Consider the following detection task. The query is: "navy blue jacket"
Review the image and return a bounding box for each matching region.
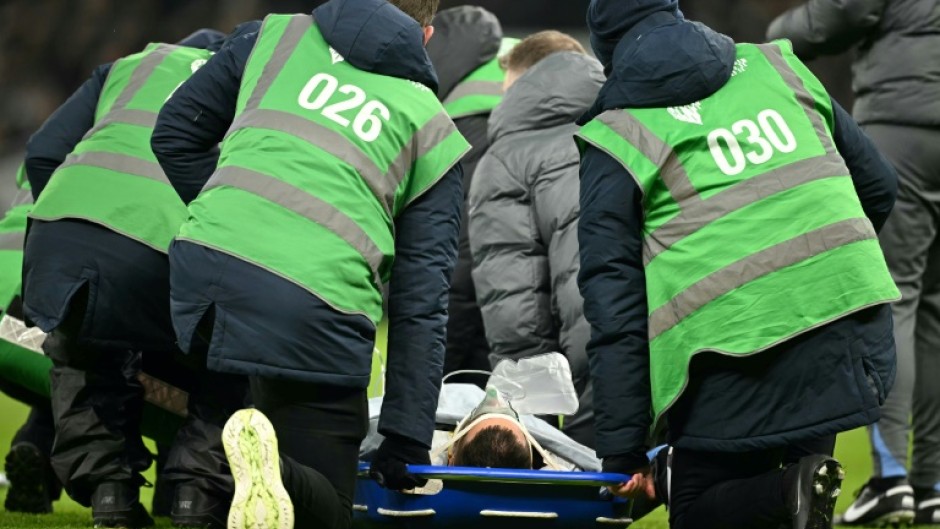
[578,1,899,470]
[151,0,464,449]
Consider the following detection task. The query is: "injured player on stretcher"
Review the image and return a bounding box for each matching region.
[360,382,601,472]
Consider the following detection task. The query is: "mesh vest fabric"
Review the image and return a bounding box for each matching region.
[0,165,32,310]
[29,44,212,252]
[442,38,519,119]
[576,41,900,424]
[178,14,470,324]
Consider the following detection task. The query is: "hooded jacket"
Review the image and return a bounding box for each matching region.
[578,0,899,470]
[469,52,604,448]
[425,6,502,382]
[767,0,940,127]
[150,0,464,449]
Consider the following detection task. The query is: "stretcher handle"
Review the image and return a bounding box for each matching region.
[359,462,631,487]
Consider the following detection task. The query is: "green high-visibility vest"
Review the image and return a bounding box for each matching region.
[30,43,213,252]
[576,41,900,425]
[443,38,518,119]
[0,164,32,311]
[178,14,470,325]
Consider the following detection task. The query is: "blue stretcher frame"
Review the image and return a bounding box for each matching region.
[353,463,635,528]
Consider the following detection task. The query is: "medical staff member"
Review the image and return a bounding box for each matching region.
[151,1,468,528]
[22,28,248,528]
[575,1,900,528]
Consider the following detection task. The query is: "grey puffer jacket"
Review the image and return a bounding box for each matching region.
[468,52,605,447]
[767,0,940,127]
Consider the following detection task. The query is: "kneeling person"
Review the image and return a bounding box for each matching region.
[152,1,469,528]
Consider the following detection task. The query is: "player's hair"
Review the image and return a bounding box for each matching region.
[453,426,532,469]
[389,0,439,27]
[499,30,587,73]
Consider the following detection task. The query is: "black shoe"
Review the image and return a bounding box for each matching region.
[170,484,228,528]
[915,488,940,525]
[787,455,844,529]
[4,442,54,514]
[836,477,914,526]
[91,481,155,528]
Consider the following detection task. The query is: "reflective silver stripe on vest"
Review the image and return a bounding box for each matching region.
[82,45,176,142]
[648,217,877,340]
[596,111,702,205]
[228,109,396,214]
[643,152,849,264]
[0,232,25,251]
[11,189,33,208]
[59,151,167,182]
[244,15,311,112]
[386,110,456,196]
[95,108,159,130]
[205,166,385,288]
[758,44,836,154]
[443,80,503,105]
[113,44,180,110]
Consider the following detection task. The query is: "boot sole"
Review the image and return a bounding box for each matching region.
[805,459,844,529]
[223,409,293,529]
[4,444,52,514]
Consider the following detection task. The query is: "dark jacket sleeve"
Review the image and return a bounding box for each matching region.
[379,165,464,448]
[830,99,898,231]
[766,0,887,59]
[578,145,650,469]
[24,64,111,200]
[151,33,256,204]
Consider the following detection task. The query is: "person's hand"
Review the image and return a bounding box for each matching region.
[607,466,656,500]
[369,434,431,491]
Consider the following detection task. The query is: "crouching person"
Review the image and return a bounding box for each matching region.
[151,1,469,528]
[576,1,900,529]
[21,28,251,528]
[468,31,603,449]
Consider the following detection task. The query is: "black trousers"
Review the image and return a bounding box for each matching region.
[161,308,250,501]
[25,220,245,505]
[43,290,152,506]
[251,377,369,529]
[668,436,836,529]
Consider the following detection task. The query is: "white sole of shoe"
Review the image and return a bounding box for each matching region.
[223,409,294,529]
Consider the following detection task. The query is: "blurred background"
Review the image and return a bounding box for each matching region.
[0,0,854,193]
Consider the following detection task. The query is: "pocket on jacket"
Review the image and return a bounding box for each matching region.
[851,308,897,407]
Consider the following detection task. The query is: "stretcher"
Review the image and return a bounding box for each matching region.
[354,463,634,528]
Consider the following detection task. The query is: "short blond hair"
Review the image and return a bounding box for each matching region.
[499,30,587,73]
[389,0,439,26]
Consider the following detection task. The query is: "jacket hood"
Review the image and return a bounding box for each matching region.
[314,0,439,92]
[579,6,736,124]
[177,29,226,51]
[426,6,503,100]
[214,20,262,52]
[489,52,604,143]
[586,0,679,73]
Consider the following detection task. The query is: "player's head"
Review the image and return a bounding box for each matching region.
[499,30,587,90]
[450,417,532,469]
[446,387,533,469]
[389,0,440,44]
